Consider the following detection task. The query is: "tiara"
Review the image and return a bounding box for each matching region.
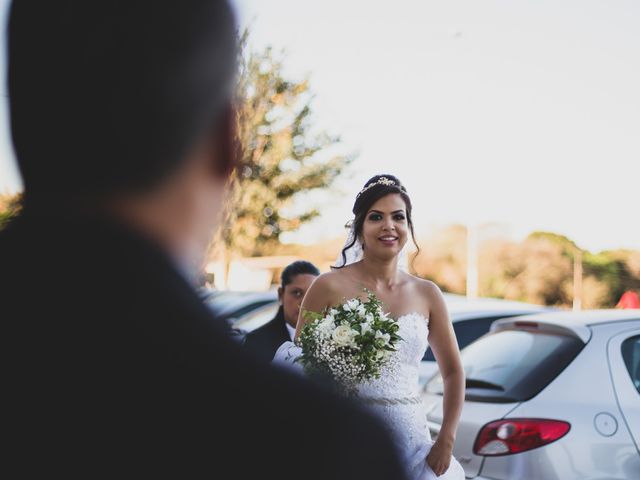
[357,176,402,197]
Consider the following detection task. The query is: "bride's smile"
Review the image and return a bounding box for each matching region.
[362,193,409,256]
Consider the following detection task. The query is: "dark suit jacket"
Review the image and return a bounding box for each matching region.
[243,308,291,362]
[2,210,407,479]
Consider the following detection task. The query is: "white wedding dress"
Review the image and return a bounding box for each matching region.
[273,312,465,480]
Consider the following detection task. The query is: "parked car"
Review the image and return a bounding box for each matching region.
[200,289,277,324]
[231,300,281,333]
[423,309,640,480]
[201,288,549,371]
[199,289,278,342]
[419,296,550,384]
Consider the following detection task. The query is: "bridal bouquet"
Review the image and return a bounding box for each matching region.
[296,290,402,395]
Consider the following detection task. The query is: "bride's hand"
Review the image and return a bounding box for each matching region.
[426,439,453,476]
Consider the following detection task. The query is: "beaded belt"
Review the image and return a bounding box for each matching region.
[360,396,422,406]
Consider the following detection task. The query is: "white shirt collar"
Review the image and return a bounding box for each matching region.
[285,322,296,342]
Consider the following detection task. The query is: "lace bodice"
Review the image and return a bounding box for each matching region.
[357,312,429,400]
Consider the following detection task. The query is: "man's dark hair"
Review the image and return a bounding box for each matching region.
[8,0,237,203]
[281,260,320,287]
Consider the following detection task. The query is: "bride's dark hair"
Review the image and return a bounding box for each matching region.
[334,174,420,270]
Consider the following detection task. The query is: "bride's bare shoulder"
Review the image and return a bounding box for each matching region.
[300,270,352,314]
[309,269,352,294]
[406,273,444,300]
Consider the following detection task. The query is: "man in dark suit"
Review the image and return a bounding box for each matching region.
[244,261,319,362]
[2,1,408,478]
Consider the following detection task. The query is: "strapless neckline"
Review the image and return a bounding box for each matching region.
[394,311,429,323]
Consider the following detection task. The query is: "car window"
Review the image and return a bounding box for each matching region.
[422,316,504,362]
[621,335,640,394]
[426,328,584,403]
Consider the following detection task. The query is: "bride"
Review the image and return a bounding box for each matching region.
[275,174,465,479]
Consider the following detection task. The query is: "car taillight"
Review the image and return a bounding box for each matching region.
[474,418,570,456]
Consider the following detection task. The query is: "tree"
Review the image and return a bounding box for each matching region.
[213,31,351,284]
[479,235,573,306]
[584,250,640,307]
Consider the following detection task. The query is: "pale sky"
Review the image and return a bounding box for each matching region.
[232,0,640,252]
[1,1,639,252]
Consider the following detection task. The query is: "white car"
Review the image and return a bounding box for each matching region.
[423,309,640,479]
[419,296,551,384]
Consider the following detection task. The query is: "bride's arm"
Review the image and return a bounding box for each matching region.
[424,281,465,476]
[294,273,335,341]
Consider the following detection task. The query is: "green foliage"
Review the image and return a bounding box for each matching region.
[221,30,352,258]
[584,251,640,306]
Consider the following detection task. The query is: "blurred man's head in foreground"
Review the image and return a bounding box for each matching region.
[8,0,240,268]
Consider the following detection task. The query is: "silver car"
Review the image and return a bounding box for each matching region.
[423,309,640,479]
[419,296,550,385]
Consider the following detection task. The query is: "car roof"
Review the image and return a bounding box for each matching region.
[491,309,640,343]
[443,294,549,320]
[201,289,278,315]
[203,290,547,320]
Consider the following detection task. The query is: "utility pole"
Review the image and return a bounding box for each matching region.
[466,223,478,299]
[572,249,583,311]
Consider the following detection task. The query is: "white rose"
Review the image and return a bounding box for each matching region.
[332,325,357,347]
[347,298,360,311]
[356,304,367,317]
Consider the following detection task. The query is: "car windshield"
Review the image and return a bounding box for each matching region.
[426,328,584,402]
